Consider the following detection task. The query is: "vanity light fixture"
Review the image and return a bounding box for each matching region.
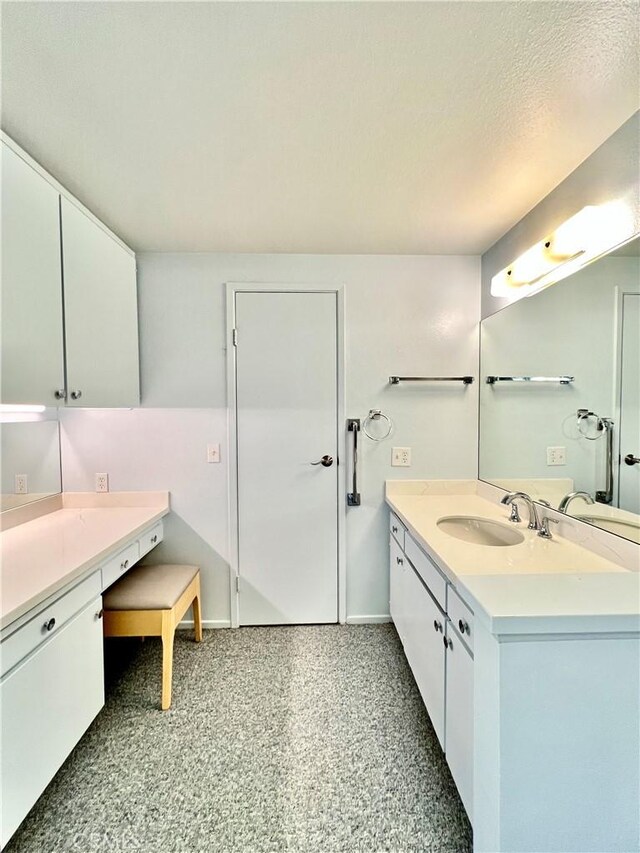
[490,201,636,299]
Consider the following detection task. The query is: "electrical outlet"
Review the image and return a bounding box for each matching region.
[95,473,109,493]
[546,446,566,466]
[15,474,28,495]
[207,443,221,463]
[392,447,412,467]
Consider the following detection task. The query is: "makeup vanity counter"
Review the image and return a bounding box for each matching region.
[385,479,640,853]
[0,491,170,847]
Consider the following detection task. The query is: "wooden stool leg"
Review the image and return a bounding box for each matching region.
[192,578,203,643]
[161,611,174,711]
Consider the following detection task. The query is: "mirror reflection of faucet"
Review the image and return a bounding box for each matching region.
[558,491,595,513]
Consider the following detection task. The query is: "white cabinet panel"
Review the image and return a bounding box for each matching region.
[0,597,104,846]
[445,624,474,819]
[61,198,139,407]
[1,143,64,404]
[404,533,447,611]
[390,535,407,644]
[403,562,446,748]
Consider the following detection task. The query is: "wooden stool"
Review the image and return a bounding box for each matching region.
[103,564,202,710]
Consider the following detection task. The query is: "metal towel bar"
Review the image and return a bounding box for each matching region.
[346,419,361,506]
[389,376,474,385]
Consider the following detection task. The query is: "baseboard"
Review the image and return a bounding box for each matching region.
[346,614,392,625]
[177,619,231,630]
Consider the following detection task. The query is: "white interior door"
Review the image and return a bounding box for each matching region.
[618,293,639,513]
[234,291,339,625]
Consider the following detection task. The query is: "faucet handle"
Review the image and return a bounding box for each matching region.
[538,515,559,539]
[507,503,521,523]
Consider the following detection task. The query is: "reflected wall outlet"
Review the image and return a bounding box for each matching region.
[207,443,221,463]
[95,473,109,492]
[15,474,28,495]
[392,447,412,467]
[546,446,566,466]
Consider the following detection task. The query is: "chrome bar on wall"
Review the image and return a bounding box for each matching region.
[346,418,361,506]
[596,418,615,505]
[486,375,575,385]
[389,376,474,385]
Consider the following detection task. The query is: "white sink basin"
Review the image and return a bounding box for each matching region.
[437,515,525,547]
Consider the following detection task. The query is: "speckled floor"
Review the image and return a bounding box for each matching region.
[6,624,472,853]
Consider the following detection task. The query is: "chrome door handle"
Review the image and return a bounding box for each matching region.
[311,455,333,467]
[624,453,640,466]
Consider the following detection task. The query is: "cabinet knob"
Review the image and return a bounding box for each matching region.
[151,535,158,544]
[392,526,398,533]
[121,559,129,570]
[95,609,104,620]
[433,619,443,633]
[43,617,56,632]
[54,388,67,400]
[396,557,403,565]
[443,635,452,650]
[70,390,83,400]
[458,619,470,635]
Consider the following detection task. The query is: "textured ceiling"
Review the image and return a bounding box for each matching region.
[2,1,638,254]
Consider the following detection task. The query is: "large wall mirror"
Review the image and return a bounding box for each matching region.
[1,411,62,511]
[480,235,640,544]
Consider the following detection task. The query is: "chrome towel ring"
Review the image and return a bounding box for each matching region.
[363,409,393,441]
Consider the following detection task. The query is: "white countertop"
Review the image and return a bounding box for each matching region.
[386,481,640,635]
[1,492,170,631]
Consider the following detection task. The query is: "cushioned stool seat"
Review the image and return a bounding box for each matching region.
[103,564,202,710]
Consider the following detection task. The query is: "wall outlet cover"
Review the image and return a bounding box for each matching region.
[392,447,412,467]
[95,473,109,492]
[546,446,566,466]
[14,474,28,495]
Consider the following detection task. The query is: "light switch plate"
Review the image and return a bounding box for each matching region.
[207,443,221,463]
[392,447,412,467]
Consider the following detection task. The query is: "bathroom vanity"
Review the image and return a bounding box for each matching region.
[0,492,170,847]
[387,479,639,853]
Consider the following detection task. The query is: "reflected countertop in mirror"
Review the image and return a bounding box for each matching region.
[479,236,640,544]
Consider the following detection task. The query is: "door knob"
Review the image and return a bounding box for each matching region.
[624,453,640,466]
[310,455,333,467]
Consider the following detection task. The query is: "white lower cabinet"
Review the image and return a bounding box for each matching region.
[444,622,474,817]
[0,595,105,847]
[389,518,474,821]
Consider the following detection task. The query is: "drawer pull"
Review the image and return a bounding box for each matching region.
[392,525,398,533]
[120,559,129,570]
[396,557,403,565]
[95,609,104,620]
[458,619,470,635]
[433,619,443,633]
[443,635,452,650]
[151,535,158,544]
[43,617,56,632]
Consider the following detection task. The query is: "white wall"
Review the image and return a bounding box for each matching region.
[60,253,480,625]
[481,111,640,319]
[1,417,61,498]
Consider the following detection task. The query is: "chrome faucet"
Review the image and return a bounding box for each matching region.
[501,492,538,529]
[536,500,559,539]
[558,491,595,513]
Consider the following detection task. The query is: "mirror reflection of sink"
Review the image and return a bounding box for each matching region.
[575,516,640,544]
[437,516,525,547]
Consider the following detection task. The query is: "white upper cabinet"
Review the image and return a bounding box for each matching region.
[0,137,140,407]
[61,199,139,407]
[1,143,65,405]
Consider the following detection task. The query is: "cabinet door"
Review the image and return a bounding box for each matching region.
[1,143,65,404]
[403,562,446,748]
[445,625,474,820]
[61,198,139,407]
[0,597,104,847]
[390,535,409,645]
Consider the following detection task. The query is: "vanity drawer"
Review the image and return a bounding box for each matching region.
[448,586,474,652]
[389,513,406,550]
[138,521,164,559]
[404,533,447,611]
[1,571,102,678]
[101,542,140,591]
